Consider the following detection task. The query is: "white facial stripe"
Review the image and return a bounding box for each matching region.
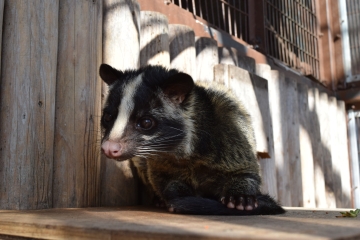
[109,73,143,140]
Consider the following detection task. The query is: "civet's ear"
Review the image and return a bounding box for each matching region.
[161,72,194,105]
[99,64,124,86]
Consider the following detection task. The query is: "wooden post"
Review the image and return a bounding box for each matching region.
[53,0,102,208]
[195,37,218,82]
[298,83,316,207]
[0,0,58,210]
[101,0,140,207]
[140,11,169,68]
[169,24,196,79]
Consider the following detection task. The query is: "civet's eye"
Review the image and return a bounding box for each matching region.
[103,113,113,122]
[137,117,154,130]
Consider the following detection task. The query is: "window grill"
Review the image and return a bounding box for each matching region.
[264,0,320,79]
[346,0,360,77]
[170,0,249,42]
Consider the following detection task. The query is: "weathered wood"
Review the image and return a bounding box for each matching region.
[298,83,316,207]
[195,37,218,82]
[285,77,302,207]
[319,92,336,208]
[218,47,255,73]
[140,11,169,67]
[309,88,327,208]
[1,207,360,240]
[0,0,3,77]
[214,64,277,198]
[101,0,140,207]
[329,96,343,207]
[336,100,352,207]
[0,0,58,210]
[169,24,196,79]
[269,70,291,206]
[103,0,140,69]
[53,0,102,208]
[253,64,277,199]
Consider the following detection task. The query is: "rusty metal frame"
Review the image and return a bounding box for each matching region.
[264,0,320,79]
[170,0,250,42]
[344,0,360,82]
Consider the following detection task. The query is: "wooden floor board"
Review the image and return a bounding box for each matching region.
[0,207,359,239]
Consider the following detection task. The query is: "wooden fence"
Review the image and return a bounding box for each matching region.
[0,0,353,210]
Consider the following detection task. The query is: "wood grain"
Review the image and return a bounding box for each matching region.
[0,0,58,210]
[53,0,102,208]
[285,77,302,207]
[214,64,277,199]
[101,0,140,207]
[336,100,352,207]
[195,37,218,82]
[169,24,196,79]
[298,83,316,207]
[269,70,291,206]
[319,92,336,208]
[0,207,359,240]
[140,11,170,67]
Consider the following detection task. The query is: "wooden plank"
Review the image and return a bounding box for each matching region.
[101,0,140,207]
[195,37,218,82]
[298,83,316,207]
[0,207,359,240]
[269,71,291,206]
[214,64,278,199]
[218,47,255,73]
[53,0,102,208]
[309,88,327,208]
[253,64,277,199]
[285,77,302,207]
[0,0,58,210]
[319,92,336,208]
[336,100,352,207]
[329,96,343,207]
[169,24,196,79]
[103,0,140,69]
[140,11,169,67]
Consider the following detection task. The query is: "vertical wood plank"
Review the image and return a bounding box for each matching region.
[285,77,302,207]
[214,64,278,199]
[254,64,277,199]
[195,37,218,82]
[101,0,140,207]
[319,92,336,208]
[298,83,316,207]
[309,88,327,208]
[328,96,343,207]
[269,70,291,206]
[0,0,58,209]
[169,24,196,79]
[140,11,169,68]
[53,0,102,208]
[336,100,352,207]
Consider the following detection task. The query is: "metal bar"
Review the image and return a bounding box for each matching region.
[348,110,360,208]
[227,1,232,35]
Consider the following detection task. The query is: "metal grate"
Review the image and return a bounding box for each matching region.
[346,0,360,77]
[171,0,249,42]
[264,0,320,79]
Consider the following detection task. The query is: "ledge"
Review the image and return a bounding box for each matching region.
[0,207,359,239]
